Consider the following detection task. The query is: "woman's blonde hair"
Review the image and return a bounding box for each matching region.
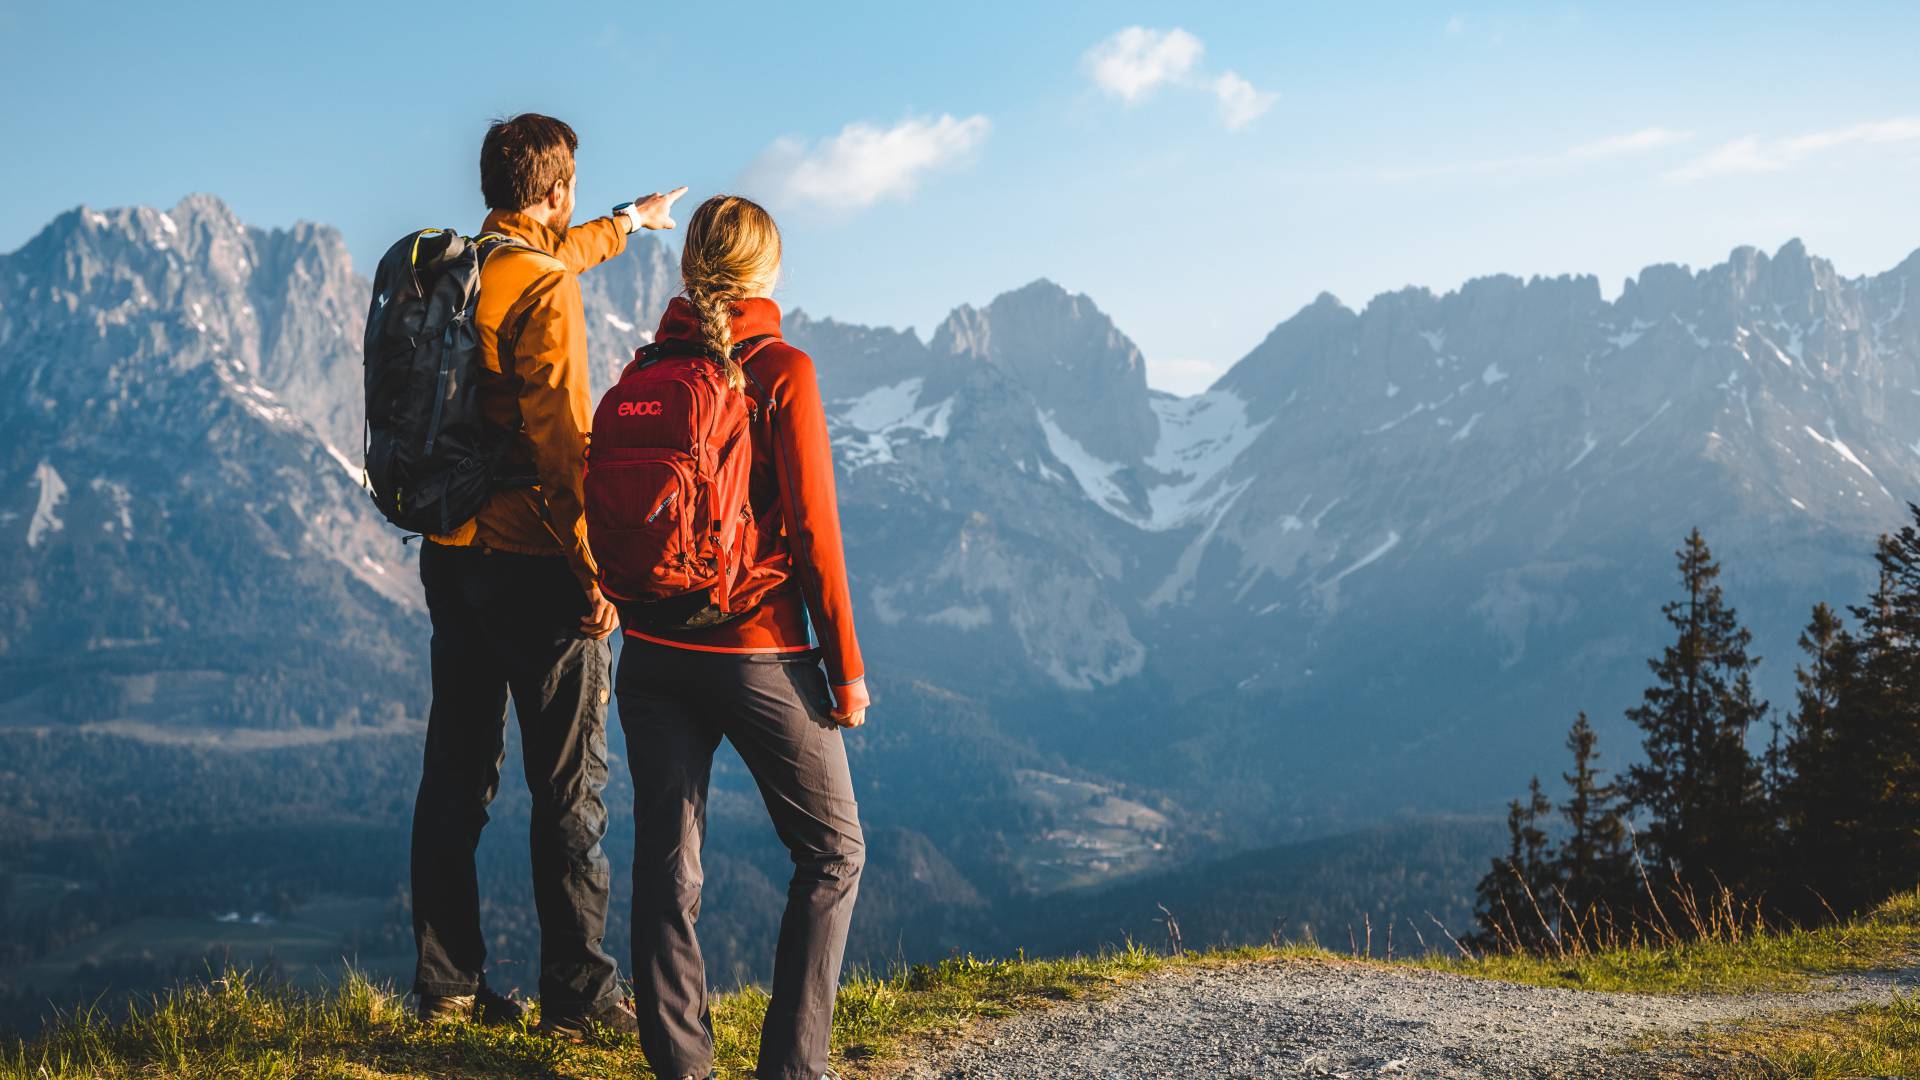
[680,195,782,390]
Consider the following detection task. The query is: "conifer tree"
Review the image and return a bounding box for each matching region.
[1778,601,1860,909]
[1624,528,1768,894]
[1839,508,1920,905]
[1471,776,1559,951]
[1555,712,1631,918]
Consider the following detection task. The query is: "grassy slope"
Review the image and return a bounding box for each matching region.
[7,893,1917,1080]
[1423,889,1920,995]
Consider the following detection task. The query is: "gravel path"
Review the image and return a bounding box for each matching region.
[890,957,1919,1079]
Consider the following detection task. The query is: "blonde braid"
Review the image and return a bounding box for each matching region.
[680,195,782,393]
[685,278,745,390]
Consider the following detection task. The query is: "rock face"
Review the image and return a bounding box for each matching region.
[5,195,1919,852]
[0,197,417,730]
[930,279,1159,464]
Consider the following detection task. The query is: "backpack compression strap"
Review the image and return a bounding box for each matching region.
[631,334,777,373]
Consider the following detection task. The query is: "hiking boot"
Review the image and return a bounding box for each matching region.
[416,992,475,1024]
[537,995,641,1040]
[474,984,530,1027]
[418,984,528,1027]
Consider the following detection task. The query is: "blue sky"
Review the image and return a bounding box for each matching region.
[4,1,1919,394]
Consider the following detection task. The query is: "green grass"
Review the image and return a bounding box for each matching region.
[0,945,1340,1080]
[7,894,1917,1079]
[1669,994,1920,1079]
[1426,888,1920,994]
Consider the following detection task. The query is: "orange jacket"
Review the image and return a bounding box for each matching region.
[623,298,870,713]
[428,209,627,591]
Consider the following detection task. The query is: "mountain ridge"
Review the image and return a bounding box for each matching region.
[7,192,1919,861]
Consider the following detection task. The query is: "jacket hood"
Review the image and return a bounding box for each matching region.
[655,296,785,347]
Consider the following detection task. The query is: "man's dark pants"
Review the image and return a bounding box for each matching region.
[410,541,621,1015]
[617,640,866,1080]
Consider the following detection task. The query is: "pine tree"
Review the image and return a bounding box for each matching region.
[1624,528,1769,895]
[1555,712,1631,920]
[1840,508,1920,905]
[1470,776,1560,952]
[1778,602,1861,910]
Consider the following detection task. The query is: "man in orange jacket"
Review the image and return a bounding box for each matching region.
[409,112,684,1036]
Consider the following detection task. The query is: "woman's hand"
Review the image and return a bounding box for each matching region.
[829,676,869,727]
[580,585,619,640]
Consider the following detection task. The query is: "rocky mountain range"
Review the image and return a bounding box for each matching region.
[4,194,1917,930]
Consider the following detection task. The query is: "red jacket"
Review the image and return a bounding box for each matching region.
[623,297,870,714]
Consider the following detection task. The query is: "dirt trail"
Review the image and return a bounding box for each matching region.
[890,957,1917,1078]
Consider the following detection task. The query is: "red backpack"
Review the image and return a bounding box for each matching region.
[585,334,782,630]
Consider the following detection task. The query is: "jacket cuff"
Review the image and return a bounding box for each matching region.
[829,676,870,716]
[601,215,629,254]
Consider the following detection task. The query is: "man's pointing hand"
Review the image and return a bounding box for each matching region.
[630,186,688,231]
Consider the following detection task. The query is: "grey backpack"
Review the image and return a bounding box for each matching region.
[361,229,540,535]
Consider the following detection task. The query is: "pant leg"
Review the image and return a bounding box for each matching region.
[724,653,866,1080]
[617,641,724,1080]
[489,552,621,1014]
[411,542,512,997]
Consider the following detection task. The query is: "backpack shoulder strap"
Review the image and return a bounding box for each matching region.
[474,233,563,273]
[734,334,778,366]
[734,335,783,417]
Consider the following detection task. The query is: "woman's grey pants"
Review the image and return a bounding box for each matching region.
[616,639,866,1080]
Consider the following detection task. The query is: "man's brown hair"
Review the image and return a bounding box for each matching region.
[480,113,578,211]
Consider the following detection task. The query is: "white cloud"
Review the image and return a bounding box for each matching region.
[1566,126,1693,159]
[1667,117,1920,182]
[1444,14,1466,34]
[1212,72,1277,131]
[1085,27,1274,132]
[1086,27,1203,103]
[746,114,991,209]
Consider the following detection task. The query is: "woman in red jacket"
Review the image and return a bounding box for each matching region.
[616,195,868,1080]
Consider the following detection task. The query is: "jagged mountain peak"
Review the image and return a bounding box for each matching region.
[2,195,367,454]
[928,278,1157,463]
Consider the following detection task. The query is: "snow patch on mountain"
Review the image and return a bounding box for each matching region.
[323,443,362,481]
[1036,391,1269,532]
[834,378,953,468]
[1804,424,1892,499]
[1608,320,1651,349]
[90,478,134,538]
[1142,391,1269,529]
[1331,530,1402,584]
[1619,399,1672,447]
[26,460,67,548]
[1566,433,1599,471]
[1037,409,1133,515]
